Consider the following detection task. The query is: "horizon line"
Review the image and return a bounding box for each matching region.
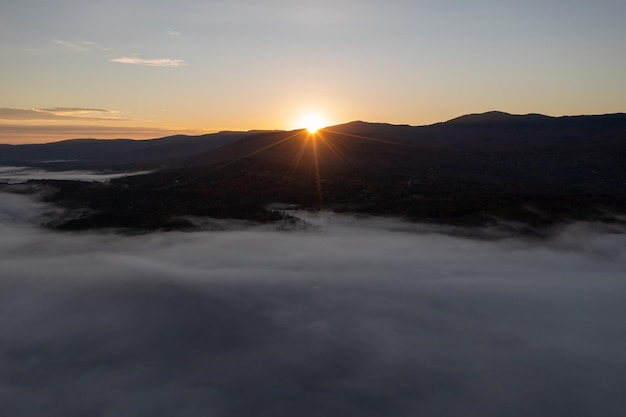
[2,110,626,145]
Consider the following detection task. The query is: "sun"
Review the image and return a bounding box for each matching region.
[296,113,329,134]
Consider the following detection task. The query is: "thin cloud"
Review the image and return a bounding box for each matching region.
[53,39,111,51]
[0,108,126,122]
[37,107,112,115]
[0,123,202,143]
[167,29,181,37]
[109,57,188,67]
[0,124,182,135]
[53,38,94,50]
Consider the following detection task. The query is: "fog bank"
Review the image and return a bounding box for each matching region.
[0,166,150,184]
[1,192,626,416]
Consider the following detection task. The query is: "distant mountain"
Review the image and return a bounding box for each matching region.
[169,112,626,192]
[3,111,626,232]
[3,112,625,180]
[0,131,265,169]
[443,110,549,124]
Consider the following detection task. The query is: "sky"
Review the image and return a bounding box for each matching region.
[1,0,626,143]
[1,190,626,416]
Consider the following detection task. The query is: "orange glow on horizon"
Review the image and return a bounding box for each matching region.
[294,112,329,134]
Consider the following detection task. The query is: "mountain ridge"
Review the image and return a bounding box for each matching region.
[1,110,625,232]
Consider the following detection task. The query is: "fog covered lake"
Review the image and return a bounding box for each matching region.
[1,182,626,416]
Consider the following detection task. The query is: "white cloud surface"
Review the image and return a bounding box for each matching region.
[1,192,626,416]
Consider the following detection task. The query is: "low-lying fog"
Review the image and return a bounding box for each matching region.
[0,166,150,184]
[1,191,626,417]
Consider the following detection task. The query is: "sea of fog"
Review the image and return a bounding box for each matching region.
[1,184,626,416]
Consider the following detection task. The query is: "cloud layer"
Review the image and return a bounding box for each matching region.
[1,193,626,416]
[109,57,188,67]
[0,108,124,122]
[0,123,200,144]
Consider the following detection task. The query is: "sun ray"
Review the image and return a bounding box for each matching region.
[289,135,310,170]
[188,122,400,210]
[316,131,355,170]
[311,132,323,206]
[282,131,311,187]
[213,131,302,171]
[322,128,406,146]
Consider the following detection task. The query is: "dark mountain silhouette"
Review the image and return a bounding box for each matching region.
[177,112,626,192]
[2,112,625,232]
[0,131,269,169]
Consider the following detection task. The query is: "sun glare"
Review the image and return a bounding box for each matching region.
[296,113,329,134]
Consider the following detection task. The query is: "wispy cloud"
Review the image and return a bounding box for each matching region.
[109,57,188,67]
[53,39,111,51]
[0,108,126,122]
[0,124,173,135]
[37,107,112,114]
[0,123,201,143]
[167,29,181,37]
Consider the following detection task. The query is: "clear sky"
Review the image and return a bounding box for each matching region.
[1,0,625,143]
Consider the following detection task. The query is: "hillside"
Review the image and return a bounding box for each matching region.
[0,131,261,169]
[2,112,626,232]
